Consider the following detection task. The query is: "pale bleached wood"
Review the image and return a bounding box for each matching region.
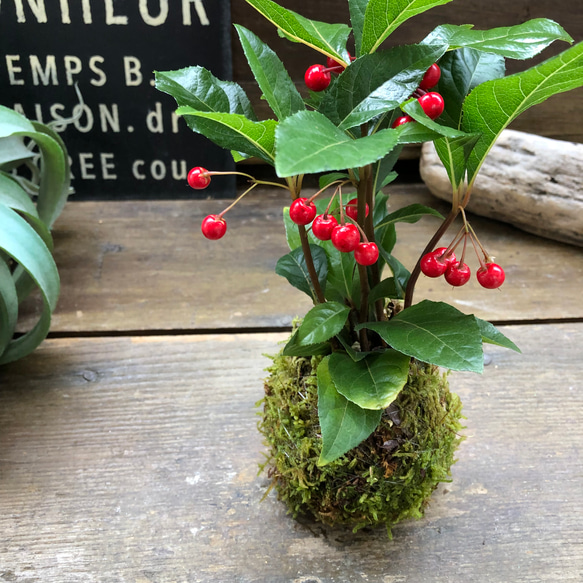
[0,325,581,581]
[17,186,583,335]
[420,130,583,246]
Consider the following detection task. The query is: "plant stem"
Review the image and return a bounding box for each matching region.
[404,208,459,309]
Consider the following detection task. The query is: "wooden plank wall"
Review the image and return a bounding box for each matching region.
[231,0,583,143]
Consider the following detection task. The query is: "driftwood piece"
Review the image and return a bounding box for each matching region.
[420,130,583,247]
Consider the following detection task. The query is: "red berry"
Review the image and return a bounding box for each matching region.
[345,198,369,221]
[418,92,445,120]
[304,64,331,92]
[331,224,360,253]
[188,167,211,190]
[312,214,338,241]
[289,197,317,225]
[392,115,414,128]
[201,215,226,240]
[477,262,505,289]
[444,262,471,286]
[419,63,441,90]
[354,242,379,265]
[420,247,456,278]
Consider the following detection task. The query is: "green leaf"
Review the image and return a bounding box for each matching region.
[463,41,583,185]
[176,107,276,164]
[0,205,59,365]
[234,25,305,121]
[319,240,359,305]
[296,301,351,345]
[319,172,349,190]
[402,99,472,140]
[155,67,256,119]
[283,207,302,250]
[348,0,369,57]
[317,356,382,466]
[275,244,328,302]
[422,19,572,60]
[0,136,34,167]
[275,110,399,176]
[244,0,351,63]
[360,0,453,54]
[358,300,484,372]
[434,48,506,129]
[377,245,410,298]
[369,278,399,303]
[319,44,448,130]
[475,317,521,353]
[433,133,481,191]
[329,350,411,409]
[282,329,331,357]
[0,258,18,355]
[375,202,444,229]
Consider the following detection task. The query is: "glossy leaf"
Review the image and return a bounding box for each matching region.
[319,44,448,130]
[282,329,331,357]
[176,107,277,164]
[156,67,256,119]
[275,245,328,302]
[244,0,351,63]
[475,317,521,353]
[296,301,351,345]
[402,99,471,140]
[433,133,481,191]
[375,203,443,229]
[463,41,583,185]
[329,350,411,409]
[360,0,453,54]
[319,239,359,304]
[358,300,484,372]
[282,207,302,250]
[369,278,399,303]
[348,0,369,57]
[275,110,399,176]
[317,356,382,466]
[377,245,410,298]
[422,19,572,60]
[235,25,305,120]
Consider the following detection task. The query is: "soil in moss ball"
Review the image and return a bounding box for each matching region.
[258,351,465,532]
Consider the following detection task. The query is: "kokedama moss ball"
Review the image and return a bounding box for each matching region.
[259,350,465,532]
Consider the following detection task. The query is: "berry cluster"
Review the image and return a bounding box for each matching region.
[392,63,444,127]
[420,230,505,289]
[289,196,378,266]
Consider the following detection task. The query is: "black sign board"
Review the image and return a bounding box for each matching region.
[0,0,235,199]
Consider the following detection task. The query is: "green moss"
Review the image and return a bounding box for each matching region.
[258,349,465,532]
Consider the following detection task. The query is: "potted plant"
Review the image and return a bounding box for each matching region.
[0,105,71,364]
[156,0,583,532]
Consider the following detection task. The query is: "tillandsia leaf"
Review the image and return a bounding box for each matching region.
[243,0,351,64]
[234,25,305,121]
[463,41,583,186]
[295,301,351,346]
[435,48,506,129]
[374,203,444,229]
[317,356,382,466]
[358,300,484,372]
[155,67,256,120]
[318,44,448,130]
[282,329,331,357]
[0,173,54,250]
[0,258,18,356]
[475,317,521,353]
[275,244,328,302]
[0,104,36,136]
[360,0,454,55]
[176,107,277,165]
[0,205,59,365]
[328,350,411,410]
[0,136,34,167]
[348,0,369,57]
[275,110,399,176]
[422,19,573,60]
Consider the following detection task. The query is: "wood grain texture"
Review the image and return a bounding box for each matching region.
[17,186,583,335]
[231,0,583,143]
[0,325,581,581]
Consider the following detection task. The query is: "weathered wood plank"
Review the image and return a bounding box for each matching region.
[231,0,583,143]
[17,186,583,334]
[0,324,581,581]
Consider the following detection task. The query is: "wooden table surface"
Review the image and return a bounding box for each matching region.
[1,185,582,582]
